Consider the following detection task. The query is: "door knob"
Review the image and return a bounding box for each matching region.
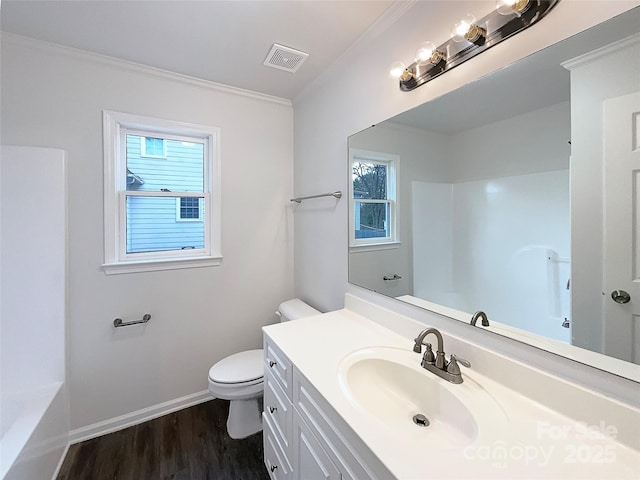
[611,290,631,304]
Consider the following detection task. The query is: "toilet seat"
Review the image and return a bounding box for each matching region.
[208,349,264,385]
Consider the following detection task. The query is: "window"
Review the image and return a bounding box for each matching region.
[103,111,221,274]
[176,197,203,221]
[140,136,167,158]
[349,149,398,248]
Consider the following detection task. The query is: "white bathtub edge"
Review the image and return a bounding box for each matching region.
[69,390,211,445]
[0,382,64,480]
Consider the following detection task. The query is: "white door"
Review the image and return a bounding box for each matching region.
[603,92,640,364]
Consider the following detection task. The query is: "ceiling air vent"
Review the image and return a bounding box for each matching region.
[263,44,309,73]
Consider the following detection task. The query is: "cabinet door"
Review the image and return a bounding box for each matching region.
[293,414,341,480]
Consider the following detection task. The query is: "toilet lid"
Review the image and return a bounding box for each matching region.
[209,349,264,384]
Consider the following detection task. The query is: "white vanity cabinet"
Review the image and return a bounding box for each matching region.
[263,335,390,480]
[263,339,294,479]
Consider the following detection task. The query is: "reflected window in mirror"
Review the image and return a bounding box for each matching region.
[349,149,398,248]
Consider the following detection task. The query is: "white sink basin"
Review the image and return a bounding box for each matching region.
[337,346,507,447]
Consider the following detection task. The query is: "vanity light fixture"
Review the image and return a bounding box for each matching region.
[389,61,414,81]
[496,0,532,17]
[415,41,446,66]
[450,14,486,44]
[391,0,559,92]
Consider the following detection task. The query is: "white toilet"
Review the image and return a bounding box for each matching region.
[208,298,320,439]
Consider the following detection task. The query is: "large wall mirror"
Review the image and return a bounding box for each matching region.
[348,7,640,382]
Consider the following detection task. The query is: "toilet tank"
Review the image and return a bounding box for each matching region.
[277,298,320,322]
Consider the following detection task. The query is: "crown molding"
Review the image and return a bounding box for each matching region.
[561,31,640,70]
[1,32,292,107]
[294,0,418,104]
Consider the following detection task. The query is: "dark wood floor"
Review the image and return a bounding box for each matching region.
[57,399,269,480]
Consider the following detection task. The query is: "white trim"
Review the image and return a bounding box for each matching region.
[69,390,212,445]
[2,32,292,107]
[103,255,222,275]
[561,31,640,70]
[52,442,71,480]
[349,241,402,254]
[103,110,222,273]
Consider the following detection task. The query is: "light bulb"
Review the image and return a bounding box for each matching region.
[450,14,486,43]
[415,42,436,65]
[496,0,531,16]
[451,14,475,42]
[389,61,413,82]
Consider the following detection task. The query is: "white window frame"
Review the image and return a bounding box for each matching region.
[349,148,399,250]
[102,110,222,274]
[139,136,167,158]
[175,197,204,222]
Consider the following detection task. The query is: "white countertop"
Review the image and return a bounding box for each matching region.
[263,309,640,479]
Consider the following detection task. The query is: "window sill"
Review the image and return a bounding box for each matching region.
[102,255,222,275]
[349,241,401,253]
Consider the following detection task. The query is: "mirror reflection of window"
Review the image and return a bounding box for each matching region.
[349,149,398,248]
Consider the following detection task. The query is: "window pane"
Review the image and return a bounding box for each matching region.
[180,197,200,219]
[144,137,164,156]
[126,135,204,192]
[352,162,387,200]
[354,201,389,239]
[126,196,204,253]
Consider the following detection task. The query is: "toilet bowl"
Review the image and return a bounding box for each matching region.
[208,299,320,439]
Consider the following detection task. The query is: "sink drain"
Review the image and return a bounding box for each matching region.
[412,414,430,427]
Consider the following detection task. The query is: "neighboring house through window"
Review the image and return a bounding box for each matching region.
[103,111,221,274]
[349,149,398,248]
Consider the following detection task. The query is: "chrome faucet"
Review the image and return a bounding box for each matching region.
[470,311,489,327]
[413,327,470,384]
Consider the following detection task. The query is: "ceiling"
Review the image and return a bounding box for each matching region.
[0,0,395,100]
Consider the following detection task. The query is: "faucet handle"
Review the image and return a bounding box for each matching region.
[420,343,435,367]
[447,354,471,376]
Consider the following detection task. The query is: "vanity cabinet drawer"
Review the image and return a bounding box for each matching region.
[264,369,292,453]
[264,336,293,398]
[264,413,293,480]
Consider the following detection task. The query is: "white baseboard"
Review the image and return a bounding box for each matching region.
[69,390,212,445]
[51,441,70,480]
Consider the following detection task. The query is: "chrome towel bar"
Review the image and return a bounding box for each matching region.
[290,191,342,203]
[113,313,151,328]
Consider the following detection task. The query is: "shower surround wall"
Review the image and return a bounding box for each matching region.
[0,146,69,479]
[412,101,571,341]
[412,170,570,342]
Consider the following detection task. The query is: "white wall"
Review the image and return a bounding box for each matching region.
[294,1,639,398]
[1,35,295,433]
[449,102,571,181]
